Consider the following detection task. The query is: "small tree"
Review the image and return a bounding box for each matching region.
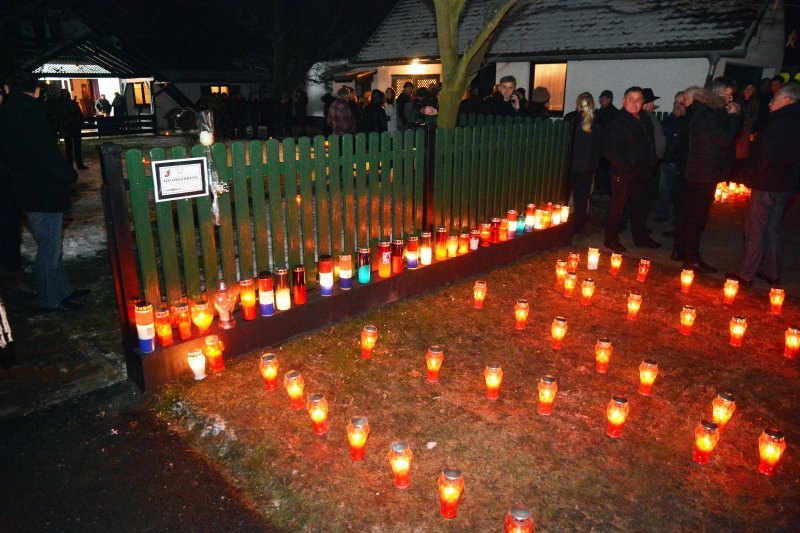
[433,0,522,129]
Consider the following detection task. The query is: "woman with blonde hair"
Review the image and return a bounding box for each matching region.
[563,92,604,233]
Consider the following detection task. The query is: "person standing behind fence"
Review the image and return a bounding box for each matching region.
[95,94,111,116]
[595,90,618,195]
[680,79,743,274]
[602,86,659,253]
[327,87,357,136]
[728,83,800,287]
[64,94,88,170]
[0,71,88,312]
[481,75,523,117]
[657,91,687,225]
[528,86,550,120]
[563,92,603,234]
[361,89,388,134]
[396,82,414,131]
[111,91,125,118]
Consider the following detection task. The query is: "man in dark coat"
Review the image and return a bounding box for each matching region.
[594,89,618,195]
[602,86,659,252]
[481,75,523,118]
[111,91,126,117]
[0,71,86,312]
[681,78,743,273]
[396,82,414,131]
[729,83,800,286]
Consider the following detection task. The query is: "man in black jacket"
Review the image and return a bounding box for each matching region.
[602,86,659,252]
[481,75,523,118]
[0,71,87,312]
[729,83,800,286]
[681,78,743,273]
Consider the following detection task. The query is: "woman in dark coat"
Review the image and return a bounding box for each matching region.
[360,89,388,134]
[563,92,603,233]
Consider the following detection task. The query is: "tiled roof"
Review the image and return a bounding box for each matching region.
[354,0,766,64]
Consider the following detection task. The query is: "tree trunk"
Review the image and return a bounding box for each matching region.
[437,79,469,130]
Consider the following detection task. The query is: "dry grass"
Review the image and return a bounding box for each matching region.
[158,247,800,531]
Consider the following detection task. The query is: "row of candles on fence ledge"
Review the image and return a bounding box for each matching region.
[714,181,751,203]
[132,202,570,352]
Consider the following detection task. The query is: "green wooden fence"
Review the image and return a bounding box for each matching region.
[124,119,569,307]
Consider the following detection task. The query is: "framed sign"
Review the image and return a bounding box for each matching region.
[151,157,209,202]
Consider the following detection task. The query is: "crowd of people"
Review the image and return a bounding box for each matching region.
[197,89,309,140]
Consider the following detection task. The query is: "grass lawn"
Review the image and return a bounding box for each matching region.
[157,246,799,531]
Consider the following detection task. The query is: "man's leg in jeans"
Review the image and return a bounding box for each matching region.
[656,162,676,221]
[737,190,769,281]
[759,192,791,281]
[25,212,73,309]
[605,176,630,245]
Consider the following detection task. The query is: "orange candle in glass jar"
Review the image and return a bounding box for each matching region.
[347,416,370,460]
[203,334,225,372]
[606,396,629,438]
[437,467,465,519]
[498,219,509,242]
[693,420,720,464]
[425,345,444,382]
[680,305,696,336]
[173,302,192,340]
[551,317,568,349]
[580,278,595,306]
[722,278,739,306]
[785,327,800,358]
[484,363,503,400]
[191,301,213,335]
[595,338,612,374]
[238,278,257,320]
[306,393,329,435]
[638,358,658,396]
[609,253,622,276]
[435,227,448,259]
[680,269,694,293]
[555,259,568,287]
[712,392,736,430]
[758,428,787,476]
[636,259,651,282]
[284,370,305,410]
[729,316,746,347]
[154,306,174,346]
[563,273,577,298]
[514,299,530,330]
[537,375,558,415]
[258,352,279,391]
[473,281,487,309]
[361,325,379,360]
[505,504,535,533]
[458,233,470,255]
[388,441,412,488]
[627,292,642,320]
[567,252,580,272]
[446,235,459,258]
[769,288,785,315]
[479,223,491,247]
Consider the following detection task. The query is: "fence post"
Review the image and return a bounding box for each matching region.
[422,124,437,230]
[98,143,145,390]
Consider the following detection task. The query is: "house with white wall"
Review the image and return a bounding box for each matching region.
[348,0,784,116]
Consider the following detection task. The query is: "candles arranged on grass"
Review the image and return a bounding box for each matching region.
[473,281,487,309]
[769,288,785,315]
[723,278,739,306]
[458,233,469,255]
[537,375,558,415]
[505,504,535,533]
[587,247,600,270]
[134,300,155,353]
[361,325,379,360]
[469,229,480,251]
[567,252,580,272]
[692,421,720,464]
[506,210,518,239]
[638,359,658,396]
[680,269,694,293]
[420,232,433,265]
[627,292,642,320]
[388,441,412,488]
[636,259,651,282]
[551,317,568,349]
[758,428,786,475]
[514,299,530,330]
[437,467,465,519]
[581,278,595,306]
[201,335,224,372]
[318,256,334,296]
[555,260,568,287]
[785,327,800,358]
[606,396,629,438]
[563,273,577,298]
[275,268,292,310]
[239,278,257,319]
[259,352,279,391]
[347,416,370,460]
[447,235,459,258]
[284,370,305,409]
[214,280,238,329]
[154,306,173,346]
[484,363,503,400]
[258,271,276,314]
[609,253,622,276]
[435,227,448,260]
[712,392,736,429]
[479,223,491,247]
[595,338,612,374]
[379,241,392,278]
[425,345,444,382]
[680,305,697,336]
[392,240,405,274]
[729,316,747,347]
[306,393,329,435]
[357,248,372,284]
[406,237,419,269]
[173,302,192,340]
[187,348,206,380]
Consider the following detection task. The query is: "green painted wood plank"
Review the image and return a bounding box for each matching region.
[509,122,523,208]
[486,125,499,217]
[231,142,254,280]
[283,138,302,270]
[328,136,344,257]
[378,132,392,239]
[460,126,472,229]
[211,143,237,286]
[171,146,201,301]
[390,131,404,238]
[354,134,369,249]
[433,129,445,228]
[148,148,182,305]
[366,132,381,245]
[412,129,424,233]
[192,144,220,293]
[341,135,356,253]
[532,121,546,204]
[314,136,332,258]
[126,149,160,305]
[467,125,480,228]
[265,139,287,269]
[451,127,464,230]
[521,121,534,204]
[402,130,414,235]
[441,128,454,229]
[476,124,489,223]
[249,141,270,274]
[298,137,317,282]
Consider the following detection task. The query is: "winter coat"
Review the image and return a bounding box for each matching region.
[737,102,800,193]
[734,95,759,160]
[327,99,357,136]
[685,89,743,184]
[361,103,388,134]
[527,102,550,121]
[661,113,687,163]
[0,93,77,212]
[396,91,412,130]
[596,104,618,127]
[603,109,656,183]
[481,93,522,118]
[564,110,603,173]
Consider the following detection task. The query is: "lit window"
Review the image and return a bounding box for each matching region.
[532,63,567,114]
[133,82,151,106]
[391,75,441,95]
[210,85,230,95]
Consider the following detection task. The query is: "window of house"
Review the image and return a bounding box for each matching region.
[132,82,151,106]
[391,74,441,95]
[210,85,230,95]
[530,63,567,115]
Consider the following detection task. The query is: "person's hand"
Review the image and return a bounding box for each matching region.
[726,102,741,114]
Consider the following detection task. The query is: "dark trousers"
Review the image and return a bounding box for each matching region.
[570,170,594,232]
[737,190,791,281]
[64,131,84,167]
[605,176,649,244]
[683,182,717,263]
[0,193,22,270]
[671,166,687,255]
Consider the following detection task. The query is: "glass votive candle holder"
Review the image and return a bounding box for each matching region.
[473,280,487,309]
[636,259,651,282]
[606,396,629,438]
[537,375,558,415]
[609,253,622,276]
[729,316,746,347]
[627,292,642,320]
[259,352,279,391]
[551,316,567,349]
[638,358,658,396]
[514,299,530,330]
[484,362,503,400]
[758,428,787,476]
[580,278,595,306]
[595,338,612,374]
[426,345,444,382]
[785,326,800,358]
[769,288,785,315]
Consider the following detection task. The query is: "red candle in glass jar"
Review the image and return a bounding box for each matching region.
[498,219,509,242]
[537,375,558,415]
[595,338,612,373]
[292,266,307,305]
[680,305,696,336]
[388,441,412,488]
[473,281,487,309]
[361,325,378,359]
[627,292,642,320]
[580,278,595,306]
[729,316,746,347]
[391,239,404,274]
[514,299,530,330]
[609,253,622,276]
[259,352,279,391]
[567,252,580,272]
[155,306,174,346]
[283,370,305,410]
[446,235,458,258]
[769,288,785,315]
[437,467,465,519]
[692,420,720,464]
[712,392,736,430]
[239,278,257,320]
[722,278,739,306]
[458,233,469,255]
[563,273,577,298]
[347,416,370,460]
[435,227,448,260]
[426,345,444,382]
[306,393,329,435]
[173,302,192,340]
[484,362,503,400]
[638,358,658,396]
[680,269,694,293]
[555,260,568,288]
[551,317,567,349]
[606,396,629,438]
[785,327,800,358]
[203,335,225,372]
[758,428,787,475]
[490,218,501,244]
[479,223,491,247]
[505,504,535,533]
[636,259,651,282]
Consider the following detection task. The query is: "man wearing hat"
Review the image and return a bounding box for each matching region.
[597,90,617,125]
[528,86,550,120]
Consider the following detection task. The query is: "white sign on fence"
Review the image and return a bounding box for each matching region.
[151,157,209,202]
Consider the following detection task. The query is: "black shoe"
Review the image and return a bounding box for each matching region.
[39,301,84,313]
[725,272,753,287]
[634,238,662,249]
[670,251,685,262]
[66,288,91,300]
[662,230,674,238]
[684,261,718,274]
[755,271,781,285]
[604,240,627,253]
